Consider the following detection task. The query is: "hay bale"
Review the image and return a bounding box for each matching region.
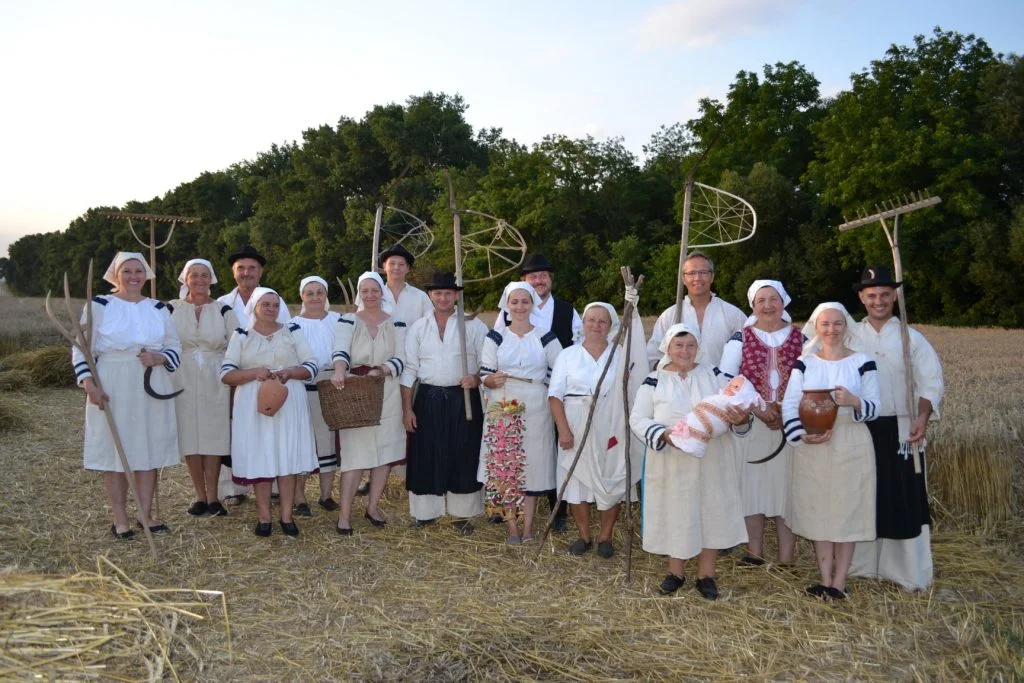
[0,368,33,392]
[0,394,28,432]
[2,344,75,387]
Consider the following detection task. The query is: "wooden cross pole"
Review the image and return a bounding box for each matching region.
[445,172,474,421]
[104,212,200,299]
[838,192,942,474]
[673,136,719,324]
[45,260,159,560]
[371,203,384,273]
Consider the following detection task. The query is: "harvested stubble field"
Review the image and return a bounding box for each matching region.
[1,295,1022,681]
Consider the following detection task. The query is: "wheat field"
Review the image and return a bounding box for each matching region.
[0,295,1021,681]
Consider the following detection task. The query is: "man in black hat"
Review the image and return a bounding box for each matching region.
[400,272,489,534]
[847,266,944,592]
[216,245,290,505]
[494,253,581,350]
[493,253,581,531]
[218,245,291,326]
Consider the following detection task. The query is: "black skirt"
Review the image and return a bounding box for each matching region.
[406,383,484,497]
[867,415,931,539]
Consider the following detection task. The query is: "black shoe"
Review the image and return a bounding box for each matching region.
[223,494,247,506]
[207,501,228,517]
[254,522,272,537]
[270,492,280,501]
[825,586,847,600]
[110,525,137,541]
[335,525,353,536]
[356,481,370,496]
[280,520,300,537]
[552,515,568,534]
[568,538,593,556]
[294,503,313,518]
[597,541,615,559]
[695,577,719,600]
[805,584,828,598]
[364,511,387,528]
[415,518,437,528]
[658,573,685,595]
[187,501,209,517]
[318,497,339,511]
[137,522,170,535]
[453,520,475,536]
[740,555,766,566]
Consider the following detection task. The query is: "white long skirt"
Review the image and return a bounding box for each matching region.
[736,418,791,518]
[229,379,318,481]
[174,348,231,456]
[83,350,180,472]
[642,436,747,560]
[477,381,557,493]
[557,395,639,511]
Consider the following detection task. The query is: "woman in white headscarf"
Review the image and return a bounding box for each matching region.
[478,281,563,544]
[717,280,803,566]
[170,258,238,518]
[73,252,182,540]
[781,302,880,600]
[547,291,646,560]
[288,276,343,517]
[220,288,319,538]
[629,323,749,599]
[330,272,407,534]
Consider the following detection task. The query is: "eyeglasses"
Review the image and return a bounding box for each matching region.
[683,270,713,278]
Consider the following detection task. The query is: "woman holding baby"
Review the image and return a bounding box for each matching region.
[629,323,749,600]
[717,280,802,566]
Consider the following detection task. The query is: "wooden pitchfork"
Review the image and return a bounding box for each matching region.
[45,260,160,559]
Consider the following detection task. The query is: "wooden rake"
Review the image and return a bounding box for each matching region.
[44,260,160,559]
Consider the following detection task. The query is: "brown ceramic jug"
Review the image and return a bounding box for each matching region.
[799,389,838,435]
[257,377,288,417]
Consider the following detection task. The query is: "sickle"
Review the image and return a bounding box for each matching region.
[144,366,184,400]
[748,432,786,464]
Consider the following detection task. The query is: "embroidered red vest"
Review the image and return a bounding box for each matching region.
[738,326,803,402]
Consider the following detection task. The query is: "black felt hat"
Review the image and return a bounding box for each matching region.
[852,266,902,291]
[520,253,555,275]
[379,243,416,268]
[423,271,463,291]
[227,245,267,266]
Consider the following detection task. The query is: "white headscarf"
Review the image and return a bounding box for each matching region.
[298,275,330,315]
[354,271,394,314]
[497,281,542,317]
[801,302,857,354]
[657,322,704,368]
[244,287,281,330]
[177,258,218,299]
[579,302,620,343]
[744,279,792,328]
[103,252,155,291]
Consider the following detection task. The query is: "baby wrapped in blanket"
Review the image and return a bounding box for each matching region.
[668,375,765,457]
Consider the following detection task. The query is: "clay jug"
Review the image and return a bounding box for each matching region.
[257,377,288,417]
[799,389,838,435]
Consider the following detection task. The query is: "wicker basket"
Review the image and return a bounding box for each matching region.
[317,375,385,430]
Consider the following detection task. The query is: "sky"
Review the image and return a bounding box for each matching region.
[1,0,1021,258]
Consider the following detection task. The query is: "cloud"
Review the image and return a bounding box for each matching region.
[634,0,798,49]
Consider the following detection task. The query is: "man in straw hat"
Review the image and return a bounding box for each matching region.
[493,252,581,531]
[400,272,488,534]
[646,250,747,370]
[847,266,944,591]
[216,245,291,505]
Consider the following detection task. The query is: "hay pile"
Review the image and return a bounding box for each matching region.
[0,394,29,433]
[0,345,75,388]
[0,557,228,681]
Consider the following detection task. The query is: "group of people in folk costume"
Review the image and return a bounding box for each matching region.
[74,244,943,601]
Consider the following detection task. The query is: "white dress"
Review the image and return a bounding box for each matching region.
[219,324,319,481]
[717,325,803,518]
[547,315,646,510]
[289,311,342,471]
[781,352,880,542]
[74,296,181,472]
[630,366,747,560]
[331,314,407,471]
[170,300,238,456]
[478,326,563,494]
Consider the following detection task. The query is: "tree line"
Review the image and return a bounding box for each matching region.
[6,29,1023,326]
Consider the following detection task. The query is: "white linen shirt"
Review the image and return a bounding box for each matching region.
[646,295,747,369]
[217,287,291,327]
[493,294,582,342]
[781,352,881,443]
[548,343,618,400]
[400,313,488,388]
[383,283,432,327]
